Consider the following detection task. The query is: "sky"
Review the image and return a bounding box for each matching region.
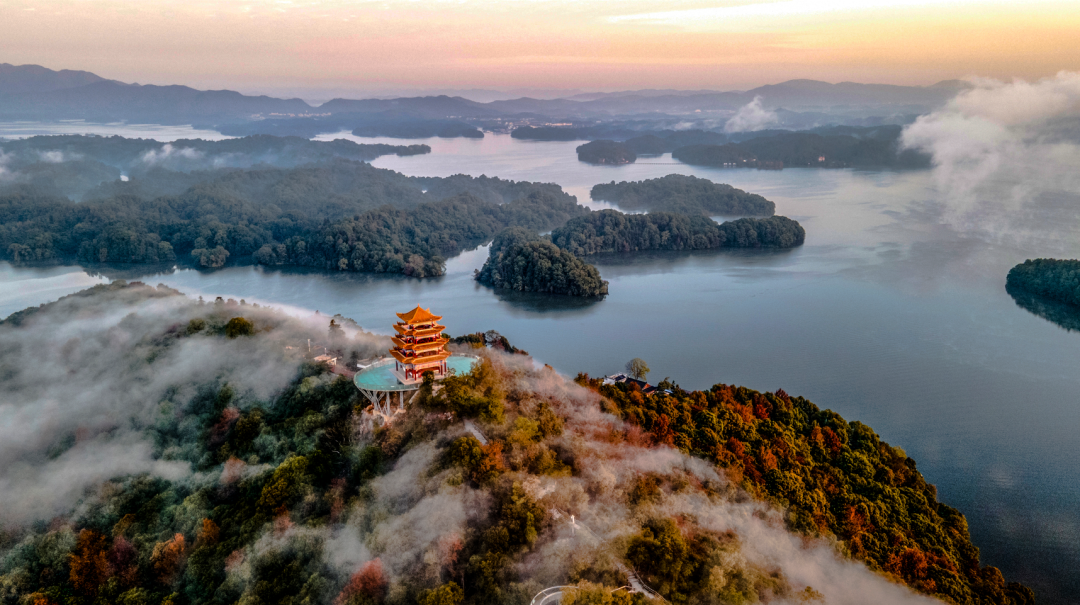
[2,0,1079,97]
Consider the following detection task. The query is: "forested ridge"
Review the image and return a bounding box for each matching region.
[474,205,802,296]
[511,125,930,169]
[254,190,586,277]
[0,135,429,200]
[1005,258,1080,307]
[575,141,636,165]
[0,159,585,277]
[590,175,775,216]
[576,375,1035,605]
[550,211,804,256]
[0,283,1032,605]
[672,131,929,169]
[474,228,608,297]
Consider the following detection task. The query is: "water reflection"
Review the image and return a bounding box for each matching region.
[488,288,605,314]
[1006,283,1080,333]
[0,120,231,141]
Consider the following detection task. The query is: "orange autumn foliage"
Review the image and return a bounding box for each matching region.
[335,558,387,605]
[472,441,506,484]
[151,533,187,584]
[196,518,220,548]
[69,529,111,595]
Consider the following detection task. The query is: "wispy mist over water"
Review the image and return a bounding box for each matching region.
[0,121,232,141]
[902,72,1080,251]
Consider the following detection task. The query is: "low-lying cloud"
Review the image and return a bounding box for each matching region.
[725,96,780,133]
[141,143,205,165]
[901,71,1080,248]
[0,287,386,527]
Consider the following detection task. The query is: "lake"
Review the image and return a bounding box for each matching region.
[3,130,1078,603]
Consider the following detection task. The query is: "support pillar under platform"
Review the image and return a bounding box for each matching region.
[356,387,415,417]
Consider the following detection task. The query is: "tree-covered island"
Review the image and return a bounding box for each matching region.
[672,130,929,169]
[474,227,609,297]
[474,208,803,296]
[0,136,588,277]
[550,211,805,256]
[1006,258,1080,307]
[590,175,775,216]
[575,140,636,165]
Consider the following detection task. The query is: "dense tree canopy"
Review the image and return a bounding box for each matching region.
[258,191,587,277]
[673,131,930,169]
[0,283,1032,605]
[576,375,1035,605]
[590,175,775,216]
[0,135,429,199]
[575,141,636,165]
[1005,258,1080,307]
[0,162,587,276]
[475,228,608,297]
[549,210,804,256]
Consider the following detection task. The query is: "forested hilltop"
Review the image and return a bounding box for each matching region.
[0,282,1031,605]
[475,208,803,297]
[575,374,1034,605]
[575,140,636,165]
[474,228,608,297]
[0,146,584,277]
[1005,258,1080,307]
[673,130,929,169]
[0,135,429,199]
[591,175,775,216]
[551,211,804,256]
[513,125,931,169]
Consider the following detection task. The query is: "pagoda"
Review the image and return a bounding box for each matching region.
[389,306,451,384]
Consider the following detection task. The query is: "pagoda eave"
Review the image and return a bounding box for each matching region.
[390,349,450,364]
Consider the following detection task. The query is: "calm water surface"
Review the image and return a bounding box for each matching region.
[3,131,1078,603]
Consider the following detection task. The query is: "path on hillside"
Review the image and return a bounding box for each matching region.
[545,507,666,601]
[463,419,489,445]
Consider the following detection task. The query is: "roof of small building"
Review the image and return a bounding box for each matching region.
[397,305,442,324]
[604,373,657,394]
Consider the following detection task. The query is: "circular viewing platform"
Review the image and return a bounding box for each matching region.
[353,355,479,393]
[353,354,479,417]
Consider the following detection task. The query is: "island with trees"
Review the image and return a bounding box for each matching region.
[550,210,804,256]
[514,124,931,169]
[575,140,636,165]
[474,227,608,297]
[673,129,930,169]
[590,175,775,216]
[1006,258,1080,307]
[0,281,1033,605]
[0,137,592,277]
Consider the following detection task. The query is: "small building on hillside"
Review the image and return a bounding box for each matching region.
[603,373,657,395]
[313,354,338,367]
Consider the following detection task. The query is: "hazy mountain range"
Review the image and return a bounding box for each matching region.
[0,63,970,132]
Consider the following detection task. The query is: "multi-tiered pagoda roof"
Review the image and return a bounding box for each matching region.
[389,306,450,383]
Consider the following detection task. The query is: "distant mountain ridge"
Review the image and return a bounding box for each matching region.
[0,63,112,94]
[0,63,970,128]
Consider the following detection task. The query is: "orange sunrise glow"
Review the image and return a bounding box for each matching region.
[2,0,1078,94]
